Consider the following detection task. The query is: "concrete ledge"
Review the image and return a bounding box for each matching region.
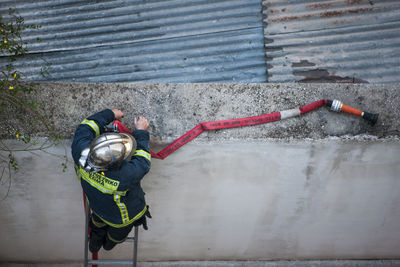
[3,83,399,142]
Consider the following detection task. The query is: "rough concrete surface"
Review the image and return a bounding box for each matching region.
[2,83,399,142]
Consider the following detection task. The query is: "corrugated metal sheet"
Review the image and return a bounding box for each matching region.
[0,0,267,82]
[263,0,400,83]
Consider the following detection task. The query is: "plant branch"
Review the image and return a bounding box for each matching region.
[0,92,54,133]
[1,162,12,201]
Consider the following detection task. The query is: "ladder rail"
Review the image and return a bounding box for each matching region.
[83,193,139,267]
[84,199,89,267]
[133,226,139,267]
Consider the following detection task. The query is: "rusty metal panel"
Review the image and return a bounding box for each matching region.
[263,0,400,83]
[0,0,267,82]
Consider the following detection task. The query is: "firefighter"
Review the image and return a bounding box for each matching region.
[71,108,152,253]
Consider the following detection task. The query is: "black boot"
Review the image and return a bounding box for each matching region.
[88,216,107,253]
[89,230,105,253]
[103,237,118,251]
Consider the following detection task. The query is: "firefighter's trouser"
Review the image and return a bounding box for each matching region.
[89,212,135,252]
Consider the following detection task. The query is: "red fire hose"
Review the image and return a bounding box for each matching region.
[113,99,378,160]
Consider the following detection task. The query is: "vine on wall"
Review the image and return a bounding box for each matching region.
[0,8,67,199]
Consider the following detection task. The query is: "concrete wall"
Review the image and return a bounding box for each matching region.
[0,83,399,263]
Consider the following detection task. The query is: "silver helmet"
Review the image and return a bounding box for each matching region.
[87,133,136,171]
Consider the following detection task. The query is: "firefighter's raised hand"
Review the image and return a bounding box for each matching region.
[134,115,149,131]
[112,109,124,120]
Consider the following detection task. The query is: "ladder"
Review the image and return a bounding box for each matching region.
[83,194,139,267]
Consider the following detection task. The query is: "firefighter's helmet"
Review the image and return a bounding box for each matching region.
[87,133,136,171]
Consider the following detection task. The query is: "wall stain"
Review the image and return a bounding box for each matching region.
[304,143,316,183]
[293,67,368,83]
[292,60,316,68]
[269,7,375,22]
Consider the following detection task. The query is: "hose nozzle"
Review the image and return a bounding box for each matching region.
[326,99,379,125]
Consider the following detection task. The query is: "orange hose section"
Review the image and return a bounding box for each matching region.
[341,104,363,116]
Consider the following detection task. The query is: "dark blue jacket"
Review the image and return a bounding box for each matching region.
[71,109,151,228]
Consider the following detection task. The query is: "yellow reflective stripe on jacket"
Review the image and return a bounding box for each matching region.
[134,149,151,162]
[94,205,147,228]
[114,194,129,224]
[78,167,127,196]
[81,119,100,137]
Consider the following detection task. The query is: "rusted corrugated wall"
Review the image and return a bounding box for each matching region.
[263,0,400,83]
[0,0,267,82]
[2,0,400,83]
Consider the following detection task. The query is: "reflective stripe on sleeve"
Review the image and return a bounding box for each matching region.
[81,119,100,137]
[134,149,151,162]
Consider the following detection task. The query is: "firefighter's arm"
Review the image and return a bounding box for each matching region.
[132,115,151,174]
[83,109,122,136]
[124,116,151,183]
[126,129,151,184]
[71,109,120,165]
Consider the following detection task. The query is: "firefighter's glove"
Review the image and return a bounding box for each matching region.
[133,205,152,230]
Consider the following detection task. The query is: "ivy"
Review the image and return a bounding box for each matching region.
[0,8,67,200]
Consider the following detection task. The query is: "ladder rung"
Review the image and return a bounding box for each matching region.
[88,259,134,265]
[125,237,135,242]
